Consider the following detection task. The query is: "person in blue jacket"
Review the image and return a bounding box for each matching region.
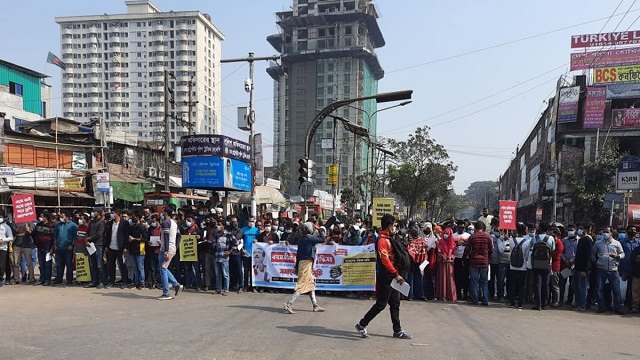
[54,211,77,285]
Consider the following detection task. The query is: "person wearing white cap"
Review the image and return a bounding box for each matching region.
[284,222,327,314]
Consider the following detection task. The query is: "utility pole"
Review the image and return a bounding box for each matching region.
[186,74,198,135]
[163,70,175,192]
[221,52,280,218]
[332,118,338,215]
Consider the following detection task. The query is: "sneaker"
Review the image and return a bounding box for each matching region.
[222,291,228,296]
[284,304,295,314]
[104,284,112,289]
[313,305,325,312]
[174,284,184,297]
[393,330,413,340]
[97,284,104,289]
[157,295,173,300]
[355,323,368,338]
[84,284,97,288]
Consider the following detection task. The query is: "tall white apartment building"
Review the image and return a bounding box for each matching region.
[55,0,224,144]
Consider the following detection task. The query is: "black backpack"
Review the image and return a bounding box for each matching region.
[510,237,525,268]
[531,235,552,270]
[378,235,411,277]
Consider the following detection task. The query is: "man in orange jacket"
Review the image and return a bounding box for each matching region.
[355,214,412,340]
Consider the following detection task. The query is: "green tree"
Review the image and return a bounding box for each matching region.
[566,142,624,224]
[464,180,499,215]
[340,186,358,218]
[271,163,290,192]
[386,126,457,219]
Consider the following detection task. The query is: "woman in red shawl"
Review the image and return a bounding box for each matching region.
[436,226,457,301]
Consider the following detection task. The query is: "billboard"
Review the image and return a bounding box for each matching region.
[570,46,640,70]
[571,31,640,48]
[583,86,607,129]
[617,156,640,191]
[182,156,251,191]
[557,86,580,123]
[611,108,640,128]
[606,83,640,99]
[593,65,640,85]
[180,135,251,163]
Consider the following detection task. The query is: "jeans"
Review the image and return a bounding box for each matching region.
[37,246,52,284]
[407,263,424,299]
[574,271,589,308]
[89,246,106,286]
[145,248,160,286]
[359,275,402,333]
[454,258,469,299]
[183,262,202,289]
[134,255,145,285]
[508,270,527,307]
[54,247,73,284]
[596,269,623,312]
[560,273,574,305]
[549,271,560,305]
[469,266,489,305]
[0,250,8,282]
[490,263,509,299]
[159,252,179,296]
[532,268,550,308]
[215,261,230,291]
[13,246,34,282]
[229,254,244,290]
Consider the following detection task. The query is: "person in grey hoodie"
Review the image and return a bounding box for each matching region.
[591,227,625,314]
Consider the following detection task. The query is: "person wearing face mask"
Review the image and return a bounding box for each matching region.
[436,225,457,302]
[228,215,245,293]
[0,210,14,287]
[85,209,106,288]
[181,215,203,291]
[591,226,625,314]
[560,224,579,307]
[463,221,494,306]
[405,221,427,301]
[241,216,260,292]
[12,217,35,285]
[53,211,77,286]
[453,223,471,300]
[73,214,90,286]
[128,213,147,290]
[104,210,130,289]
[145,215,162,289]
[33,213,55,286]
[257,221,279,244]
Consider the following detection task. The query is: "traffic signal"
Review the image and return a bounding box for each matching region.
[298,158,314,187]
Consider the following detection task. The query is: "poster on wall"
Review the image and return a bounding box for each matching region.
[557,86,580,123]
[583,86,607,129]
[611,108,640,128]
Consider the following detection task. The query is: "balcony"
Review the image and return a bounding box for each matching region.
[176,40,190,51]
[62,36,73,45]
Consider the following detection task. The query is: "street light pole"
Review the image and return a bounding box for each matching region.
[221,53,280,218]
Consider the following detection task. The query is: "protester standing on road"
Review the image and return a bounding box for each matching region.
[573,223,593,312]
[591,226,625,314]
[560,224,578,306]
[508,223,529,309]
[33,213,55,286]
[0,210,13,286]
[158,208,183,300]
[355,214,412,340]
[241,217,259,292]
[436,225,456,302]
[284,222,327,314]
[464,221,493,306]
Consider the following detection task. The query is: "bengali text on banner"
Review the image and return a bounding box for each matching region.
[593,65,640,85]
[583,86,607,129]
[251,243,376,291]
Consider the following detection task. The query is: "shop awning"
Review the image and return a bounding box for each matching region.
[12,189,94,199]
[238,186,286,205]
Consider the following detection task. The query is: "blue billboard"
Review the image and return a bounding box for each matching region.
[182,156,251,191]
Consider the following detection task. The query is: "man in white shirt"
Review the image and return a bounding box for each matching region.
[453,222,471,300]
[158,208,183,300]
[0,211,14,286]
[478,208,494,233]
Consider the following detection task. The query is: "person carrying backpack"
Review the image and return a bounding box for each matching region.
[508,223,529,309]
[529,222,555,310]
[355,214,412,340]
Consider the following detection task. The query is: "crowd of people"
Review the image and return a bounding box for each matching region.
[0,205,639,316]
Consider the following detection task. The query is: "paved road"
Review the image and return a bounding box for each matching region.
[1,285,638,360]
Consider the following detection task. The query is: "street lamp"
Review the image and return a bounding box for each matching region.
[347,100,412,213]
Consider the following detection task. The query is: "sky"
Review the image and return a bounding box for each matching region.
[0,0,633,194]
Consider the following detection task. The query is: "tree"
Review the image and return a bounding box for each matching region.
[464,180,499,216]
[340,187,358,218]
[566,142,624,224]
[271,163,289,193]
[386,126,457,219]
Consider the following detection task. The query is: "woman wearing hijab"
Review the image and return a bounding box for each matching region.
[436,225,457,301]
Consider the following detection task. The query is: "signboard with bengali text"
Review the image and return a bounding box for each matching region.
[570,46,640,70]
[571,31,640,48]
[583,86,607,129]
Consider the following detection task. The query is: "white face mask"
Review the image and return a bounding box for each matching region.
[391,226,397,234]
[185,221,193,227]
[443,234,450,239]
[248,222,255,228]
[265,227,272,233]
[0,217,4,223]
[78,220,85,225]
[577,229,585,236]
[568,231,576,237]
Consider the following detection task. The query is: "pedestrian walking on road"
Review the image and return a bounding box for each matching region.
[158,208,183,300]
[284,222,326,314]
[355,214,412,340]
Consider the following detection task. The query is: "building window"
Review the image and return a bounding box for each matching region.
[9,81,23,96]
